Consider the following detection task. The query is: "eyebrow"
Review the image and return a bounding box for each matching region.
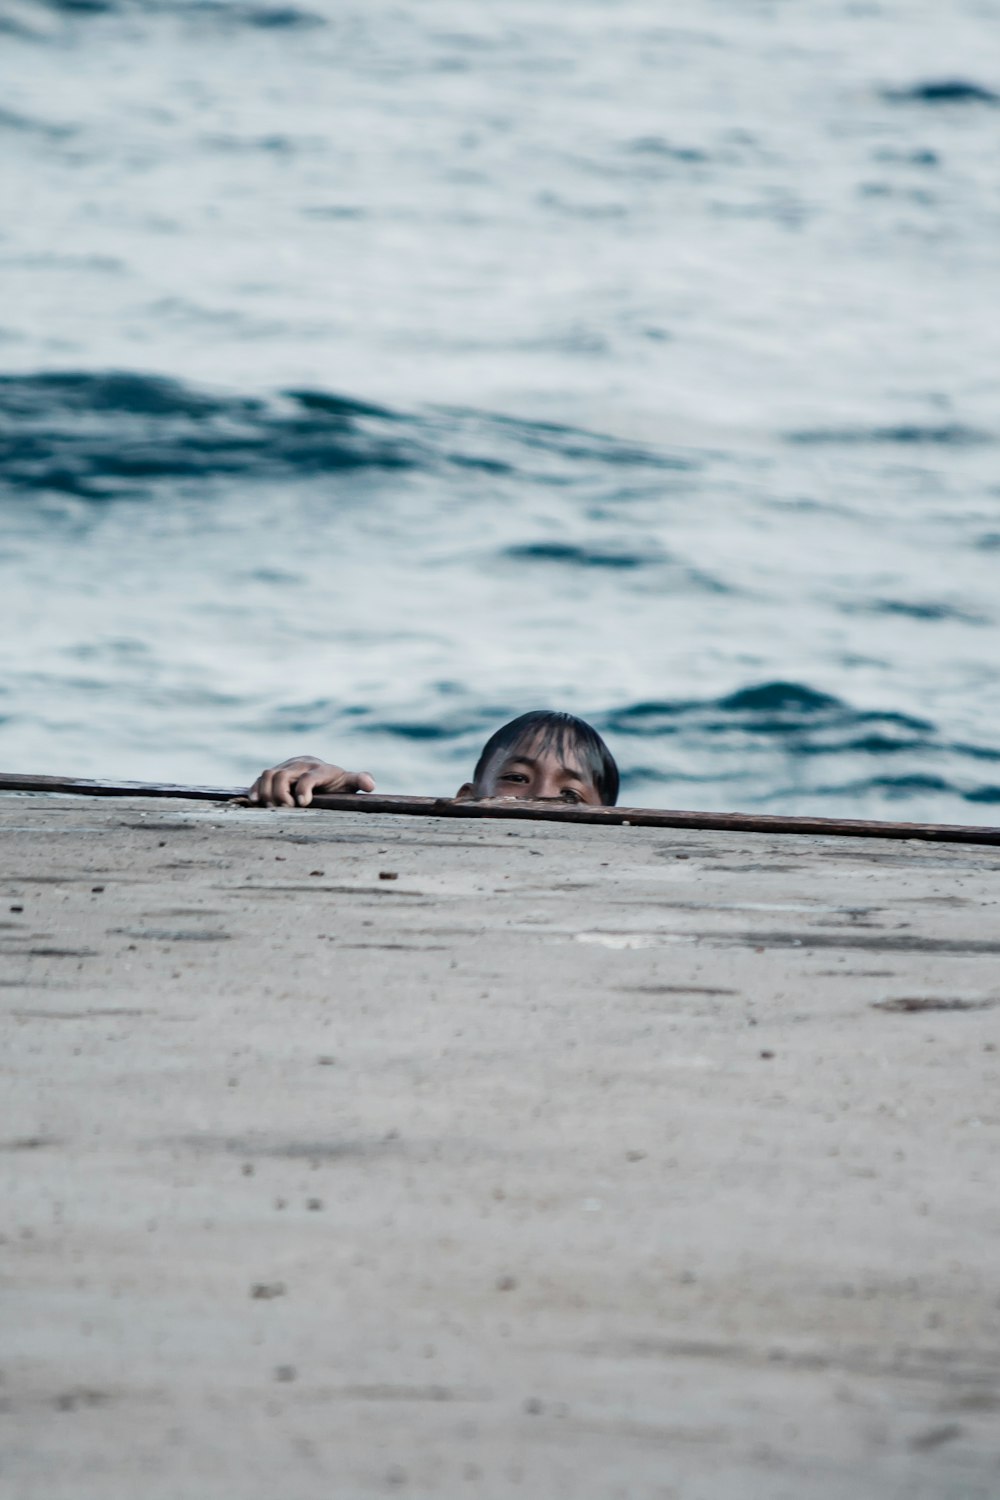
[501,755,586,783]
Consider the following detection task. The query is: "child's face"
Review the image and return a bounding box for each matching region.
[464,733,603,805]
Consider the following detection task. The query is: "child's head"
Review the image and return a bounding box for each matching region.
[457,710,619,806]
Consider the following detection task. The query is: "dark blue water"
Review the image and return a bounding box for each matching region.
[2,1,998,816]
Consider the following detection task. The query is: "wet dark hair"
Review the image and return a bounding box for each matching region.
[472,710,619,806]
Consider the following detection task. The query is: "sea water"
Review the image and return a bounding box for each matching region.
[1,0,998,818]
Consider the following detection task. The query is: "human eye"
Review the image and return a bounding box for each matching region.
[499,772,529,784]
[560,787,583,803]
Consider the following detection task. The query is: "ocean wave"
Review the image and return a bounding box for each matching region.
[34,0,323,24]
[494,541,726,593]
[622,136,711,165]
[0,370,686,499]
[771,774,1000,807]
[0,373,409,497]
[253,699,509,745]
[0,106,76,139]
[716,682,840,714]
[964,786,1000,804]
[785,424,992,447]
[601,681,945,748]
[859,600,990,626]
[501,542,664,570]
[883,80,999,106]
[605,681,850,734]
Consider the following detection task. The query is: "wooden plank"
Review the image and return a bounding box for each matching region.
[0,772,245,802]
[306,792,1000,845]
[2,770,999,846]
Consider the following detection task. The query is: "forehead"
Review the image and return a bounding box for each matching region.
[494,730,592,779]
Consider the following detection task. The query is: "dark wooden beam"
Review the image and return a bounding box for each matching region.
[0,772,245,801]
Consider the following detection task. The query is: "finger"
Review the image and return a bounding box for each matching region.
[246,775,262,804]
[296,769,374,803]
[294,770,321,808]
[271,771,297,808]
[256,770,277,805]
[315,770,375,795]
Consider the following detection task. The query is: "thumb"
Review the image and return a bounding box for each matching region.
[344,771,375,793]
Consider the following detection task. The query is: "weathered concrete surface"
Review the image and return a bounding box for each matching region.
[2,794,998,1500]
